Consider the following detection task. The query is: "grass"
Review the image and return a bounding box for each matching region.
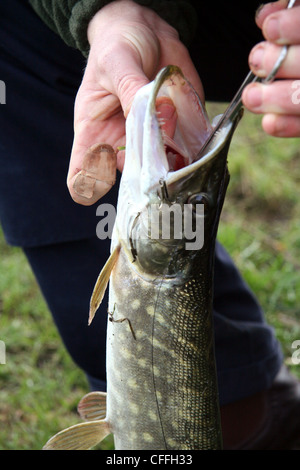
[208,103,300,370]
[0,103,299,450]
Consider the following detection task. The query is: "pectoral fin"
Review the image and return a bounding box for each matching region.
[89,244,121,325]
[78,391,107,421]
[43,420,110,450]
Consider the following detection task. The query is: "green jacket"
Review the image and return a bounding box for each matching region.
[29,0,197,57]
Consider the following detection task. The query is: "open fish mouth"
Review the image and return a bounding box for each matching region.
[113,66,241,266]
[110,66,241,280]
[121,65,239,208]
[147,66,213,175]
[156,94,208,172]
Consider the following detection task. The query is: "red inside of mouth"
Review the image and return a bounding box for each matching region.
[164,145,186,171]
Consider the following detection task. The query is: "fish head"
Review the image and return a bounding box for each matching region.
[114,65,241,280]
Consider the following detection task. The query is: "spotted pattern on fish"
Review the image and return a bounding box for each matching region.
[106,246,221,450]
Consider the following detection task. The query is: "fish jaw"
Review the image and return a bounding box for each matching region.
[120,65,212,199]
[114,65,241,279]
[140,66,212,196]
[113,66,210,266]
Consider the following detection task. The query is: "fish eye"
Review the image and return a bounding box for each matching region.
[187,193,210,212]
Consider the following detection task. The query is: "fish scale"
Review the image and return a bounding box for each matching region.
[107,253,221,450]
[109,242,218,450]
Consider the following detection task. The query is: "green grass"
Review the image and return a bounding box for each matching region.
[0,103,299,450]
[208,103,300,371]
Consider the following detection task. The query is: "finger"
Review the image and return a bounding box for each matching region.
[67,71,149,206]
[262,4,300,44]
[249,41,300,78]
[67,53,149,205]
[262,113,300,136]
[242,80,300,114]
[67,91,125,205]
[255,1,288,29]
[70,143,117,205]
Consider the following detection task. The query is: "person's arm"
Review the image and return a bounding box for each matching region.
[28,0,197,56]
[243,0,300,138]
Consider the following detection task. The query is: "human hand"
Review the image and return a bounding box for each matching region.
[242,0,300,137]
[67,0,204,205]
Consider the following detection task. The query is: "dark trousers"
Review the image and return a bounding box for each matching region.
[0,0,283,405]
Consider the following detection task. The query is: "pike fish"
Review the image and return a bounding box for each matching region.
[44,65,241,450]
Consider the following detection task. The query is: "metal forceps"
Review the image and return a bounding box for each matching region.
[198,0,296,156]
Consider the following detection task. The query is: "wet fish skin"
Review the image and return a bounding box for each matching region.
[107,246,222,450]
[106,136,233,451]
[43,66,241,451]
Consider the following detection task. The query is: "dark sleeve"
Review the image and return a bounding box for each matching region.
[29,0,197,57]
